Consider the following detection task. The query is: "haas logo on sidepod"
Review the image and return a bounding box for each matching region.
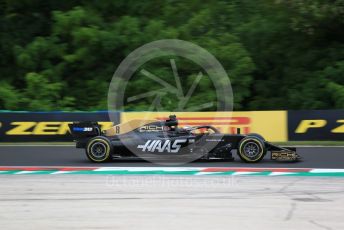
[137,139,187,153]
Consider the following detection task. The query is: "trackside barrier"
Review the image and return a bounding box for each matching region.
[288,110,344,141]
[0,111,119,142]
[121,111,287,142]
[0,110,342,142]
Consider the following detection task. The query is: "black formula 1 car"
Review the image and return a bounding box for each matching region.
[69,115,301,163]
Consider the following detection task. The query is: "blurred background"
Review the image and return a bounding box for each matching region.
[0,0,343,112]
[0,0,343,142]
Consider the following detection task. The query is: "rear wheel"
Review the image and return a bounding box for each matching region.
[238,136,266,163]
[86,136,112,162]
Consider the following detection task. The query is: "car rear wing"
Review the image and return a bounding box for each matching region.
[68,121,101,139]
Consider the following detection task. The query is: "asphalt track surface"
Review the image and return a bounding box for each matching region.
[0,145,343,168]
[2,175,344,230]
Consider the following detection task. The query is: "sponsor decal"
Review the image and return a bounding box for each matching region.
[288,110,344,141]
[5,121,112,135]
[6,122,70,135]
[205,139,224,142]
[139,125,163,132]
[72,127,93,132]
[137,139,187,153]
[0,111,120,142]
[295,119,344,134]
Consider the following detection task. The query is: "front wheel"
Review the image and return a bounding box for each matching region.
[86,136,112,163]
[238,137,266,163]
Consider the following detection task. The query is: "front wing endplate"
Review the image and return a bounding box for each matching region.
[271,151,300,161]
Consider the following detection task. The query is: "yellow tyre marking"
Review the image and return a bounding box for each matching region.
[87,138,110,162]
[238,138,264,162]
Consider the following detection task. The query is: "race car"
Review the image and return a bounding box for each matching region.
[69,115,301,163]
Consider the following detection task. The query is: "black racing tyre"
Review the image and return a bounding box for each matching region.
[238,136,266,163]
[247,133,265,141]
[86,136,112,163]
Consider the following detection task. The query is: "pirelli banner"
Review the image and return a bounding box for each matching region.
[121,111,288,142]
[0,110,342,142]
[122,110,344,141]
[288,110,344,141]
[0,112,119,142]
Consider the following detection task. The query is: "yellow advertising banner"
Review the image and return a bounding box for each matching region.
[121,111,287,142]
